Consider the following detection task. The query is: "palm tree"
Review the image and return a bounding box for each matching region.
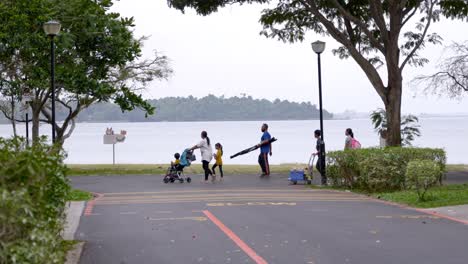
[370,109,421,146]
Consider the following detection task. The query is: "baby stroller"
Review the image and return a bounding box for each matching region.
[163,149,196,184]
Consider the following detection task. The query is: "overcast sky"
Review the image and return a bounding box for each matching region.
[112,0,468,114]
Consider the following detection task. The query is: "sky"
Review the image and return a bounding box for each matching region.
[111,0,468,114]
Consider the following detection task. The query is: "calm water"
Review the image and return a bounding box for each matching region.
[0,117,466,164]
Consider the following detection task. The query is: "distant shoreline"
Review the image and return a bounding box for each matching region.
[2,115,468,125]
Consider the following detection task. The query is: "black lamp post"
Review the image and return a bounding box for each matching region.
[43,20,61,143]
[311,40,327,184]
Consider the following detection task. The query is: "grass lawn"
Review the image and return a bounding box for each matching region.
[67,189,93,201]
[446,164,468,172]
[376,184,468,208]
[67,164,299,176]
[67,163,467,176]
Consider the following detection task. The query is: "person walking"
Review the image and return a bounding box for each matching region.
[344,128,361,150]
[257,123,272,176]
[313,129,327,185]
[212,143,224,181]
[190,131,214,183]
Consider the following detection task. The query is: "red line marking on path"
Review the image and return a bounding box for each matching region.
[84,193,103,216]
[203,210,268,264]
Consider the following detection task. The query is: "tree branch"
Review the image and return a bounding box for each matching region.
[402,7,418,27]
[400,0,436,71]
[369,0,390,43]
[301,0,387,100]
[326,0,386,53]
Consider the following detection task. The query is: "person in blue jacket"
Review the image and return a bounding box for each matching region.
[256,123,272,176]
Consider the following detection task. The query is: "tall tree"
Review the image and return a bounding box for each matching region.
[168,0,468,146]
[414,41,468,98]
[0,0,172,145]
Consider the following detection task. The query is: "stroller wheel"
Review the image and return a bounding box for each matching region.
[179,178,184,183]
[292,181,297,185]
[186,177,192,183]
[170,178,175,183]
[163,177,169,184]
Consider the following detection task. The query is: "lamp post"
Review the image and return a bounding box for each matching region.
[311,40,327,184]
[43,20,61,143]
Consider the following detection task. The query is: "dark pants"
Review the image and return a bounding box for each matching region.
[316,157,327,185]
[212,164,223,177]
[202,160,212,181]
[258,153,270,175]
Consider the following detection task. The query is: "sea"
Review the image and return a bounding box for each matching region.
[0,117,466,165]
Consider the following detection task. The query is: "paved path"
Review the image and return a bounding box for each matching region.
[445,171,468,185]
[72,173,468,264]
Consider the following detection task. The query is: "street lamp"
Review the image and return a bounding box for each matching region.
[43,20,61,143]
[311,40,327,185]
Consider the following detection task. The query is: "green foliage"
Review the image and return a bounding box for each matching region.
[0,138,70,264]
[0,0,171,144]
[73,95,333,122]
[168,0,468,147]
[360,152,405,192]
[327,147,446,192]
[406,160,442,201]
[370,108,421,146]
[377,184,468,208]
[67,189,92,201]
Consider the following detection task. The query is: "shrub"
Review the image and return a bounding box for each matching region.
[0,138,70,264]
[327,147,446,192]
[406,160,442,201]
[360,152,405,192]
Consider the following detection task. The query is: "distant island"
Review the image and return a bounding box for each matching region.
[0,95,333,123]
[72,95,333,122]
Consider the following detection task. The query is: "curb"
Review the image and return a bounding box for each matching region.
[65,242,85,264]
[323,188,468,225]
[63,201,85,240]
[84,193,104,216]
[63,201,86,264]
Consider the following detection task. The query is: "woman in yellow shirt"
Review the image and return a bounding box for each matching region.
[212,143,223,181]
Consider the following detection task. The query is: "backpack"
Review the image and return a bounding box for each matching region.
[350,138,362,149]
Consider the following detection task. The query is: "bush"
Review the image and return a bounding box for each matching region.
[406,160,442,201]
[327,147,446,192]
[0,138,70,264]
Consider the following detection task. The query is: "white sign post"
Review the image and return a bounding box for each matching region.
[103,128,127,165]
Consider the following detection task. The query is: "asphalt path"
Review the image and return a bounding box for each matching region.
[445,171,468,185]
[72,172,468,264]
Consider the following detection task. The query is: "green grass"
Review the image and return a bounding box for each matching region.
[61,240,79,251]
[376,184,468,208]
[67,163,467,176]
[67,164,298,176]
[67,189,93,201]
[446,164,468,172]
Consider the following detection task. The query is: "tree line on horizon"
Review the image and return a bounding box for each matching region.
[74,95,333,122]
[0,95,332,123]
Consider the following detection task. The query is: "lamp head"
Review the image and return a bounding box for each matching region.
[311,40,326,54]
[43,20,61,36]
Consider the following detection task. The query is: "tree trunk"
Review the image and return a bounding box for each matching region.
[31,108,40,144]
[55,126,65,147]
[385,75,402,146]
[10,98,17,137]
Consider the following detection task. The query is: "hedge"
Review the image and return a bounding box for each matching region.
[326,147,446,192]
[406,160,442,201]
[0,138,70,264]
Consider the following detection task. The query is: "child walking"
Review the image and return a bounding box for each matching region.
[212,143,224,181]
